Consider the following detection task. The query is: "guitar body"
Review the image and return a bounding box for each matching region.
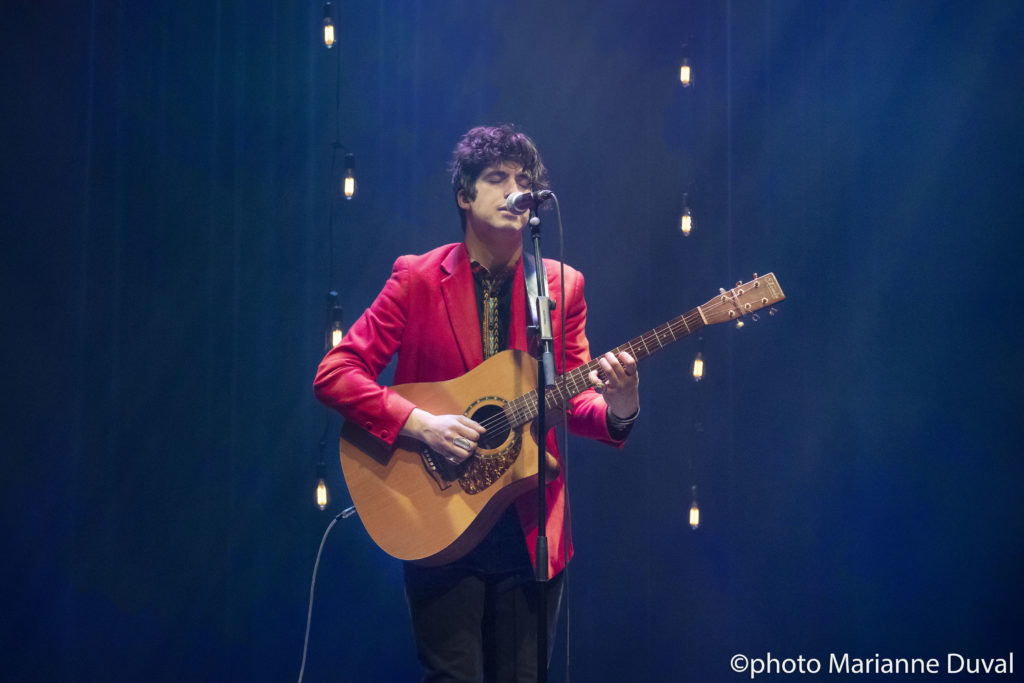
[339,349,550,566]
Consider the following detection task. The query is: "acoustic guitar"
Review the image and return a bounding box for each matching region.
[338,273,785,564]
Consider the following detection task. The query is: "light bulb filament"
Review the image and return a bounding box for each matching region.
[680,59,692,87]
[316,478,329,510]
[689,484,700,529]
[343,153,356,199]
[323,2,335,48]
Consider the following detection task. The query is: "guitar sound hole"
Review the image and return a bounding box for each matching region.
[471,404,510,450]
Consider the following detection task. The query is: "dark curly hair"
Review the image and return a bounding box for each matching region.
[449,124,550,229]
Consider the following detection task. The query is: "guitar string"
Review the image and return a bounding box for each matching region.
[467,289,773,436]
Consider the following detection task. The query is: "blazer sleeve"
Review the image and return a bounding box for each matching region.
[313,257,417,447]
[558,268,630,449]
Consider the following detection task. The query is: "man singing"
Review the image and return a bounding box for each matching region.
[314,124,639,681]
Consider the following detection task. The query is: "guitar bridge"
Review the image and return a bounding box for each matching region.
[418,446,458,491]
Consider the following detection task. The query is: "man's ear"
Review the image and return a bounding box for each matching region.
[457,189,471,210]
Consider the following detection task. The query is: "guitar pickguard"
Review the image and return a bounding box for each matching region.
[459,429,522,494]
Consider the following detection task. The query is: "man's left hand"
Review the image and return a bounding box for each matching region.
[588,351,639,419]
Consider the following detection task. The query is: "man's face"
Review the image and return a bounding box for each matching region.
[458,161,532,239]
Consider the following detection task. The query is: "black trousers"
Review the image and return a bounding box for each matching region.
[403,563,565,683]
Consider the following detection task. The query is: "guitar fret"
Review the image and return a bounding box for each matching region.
[557,380,569,401]
[518,396,533,424]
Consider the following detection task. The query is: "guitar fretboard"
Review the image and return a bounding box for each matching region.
[503,305,707,427]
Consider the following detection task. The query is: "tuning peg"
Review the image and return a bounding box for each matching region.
[751,313,760,322]
[752,272,758,279]
[735,281,743,288]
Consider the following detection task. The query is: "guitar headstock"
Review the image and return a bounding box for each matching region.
[698,273,785,326]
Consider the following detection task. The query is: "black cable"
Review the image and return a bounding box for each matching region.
[297,506,356,683]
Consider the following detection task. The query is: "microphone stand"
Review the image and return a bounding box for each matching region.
[528,212,556,683]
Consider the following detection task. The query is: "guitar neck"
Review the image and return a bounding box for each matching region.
[505,305,708,426]
[502,271,785,427]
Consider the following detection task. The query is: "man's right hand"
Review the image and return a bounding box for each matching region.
[400,408,485,465]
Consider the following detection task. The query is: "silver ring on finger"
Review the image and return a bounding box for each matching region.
[453,436,472,451]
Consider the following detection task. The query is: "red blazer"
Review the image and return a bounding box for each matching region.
[314,242,625,577]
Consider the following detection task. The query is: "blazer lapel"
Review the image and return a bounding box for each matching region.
[509,257,529,353]
[441,244,483,372]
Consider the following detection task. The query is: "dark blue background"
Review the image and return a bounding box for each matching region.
[4,1,1022,680]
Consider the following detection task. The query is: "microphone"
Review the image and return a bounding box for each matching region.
[505,190,553,215]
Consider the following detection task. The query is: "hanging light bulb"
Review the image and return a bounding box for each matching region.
[323,2,335,49]
[324,291,345,351]
[689,485,700,529]
[679,57,692,87]
[343,153,356,199]
[316,461,330,510]
[692,351,704,381]
[680,193,693,236]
